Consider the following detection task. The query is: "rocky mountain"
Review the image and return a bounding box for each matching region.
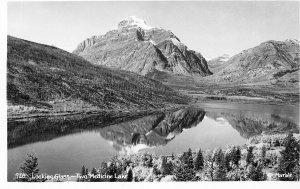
[73,16,212,77]
[208,39,300,86]
[207,54,230,73]
[7,36,188,117]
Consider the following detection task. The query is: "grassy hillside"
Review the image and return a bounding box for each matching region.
[7,36,188,117]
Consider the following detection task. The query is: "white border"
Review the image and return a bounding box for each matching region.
[1,1,299,189]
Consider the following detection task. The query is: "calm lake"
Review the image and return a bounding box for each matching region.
[7,103,299,181]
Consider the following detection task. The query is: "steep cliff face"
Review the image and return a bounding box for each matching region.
[207,39,300,86]
[73,16,212,77]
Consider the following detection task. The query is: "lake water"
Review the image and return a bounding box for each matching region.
[7,103,299,181]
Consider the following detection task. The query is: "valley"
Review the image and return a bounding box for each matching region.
[72,17,299,106]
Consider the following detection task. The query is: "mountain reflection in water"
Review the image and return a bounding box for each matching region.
[98,107,205,154]
[8,107,206,152]
[8,104,299,152]
[206,112,299,139]
[203,103,299,139]
[7,104,299,181]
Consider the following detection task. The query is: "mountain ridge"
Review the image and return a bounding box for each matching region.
[205,39,300,86]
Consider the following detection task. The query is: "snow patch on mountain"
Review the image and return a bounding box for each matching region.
[118,16,153,30]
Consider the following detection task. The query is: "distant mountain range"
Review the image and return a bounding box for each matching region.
[207,39,299,86]
[7,17,300,117]
[7,36,187,117]
[73,16,299,88]
[73,16,212,77]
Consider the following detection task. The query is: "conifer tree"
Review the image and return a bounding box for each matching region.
[174,163,186,181]
[277,133,300,181]
[127,169,133,182]
[174,148,196,181]
[194,149,204,171]
[214,149,227,181]
[246,146,254,166]
[161,157,167,176]
[185,148,194,170]
[233,147,241,166]
[161,157,173,175]
[81,165,86,175]
[230,146,236,159]
[79,165,89,182]
[204,153,216,181]
[90,168,99,182]
[247,163,266,181]
[167,161,174,174]
[16,153,43,182]
[224,153,231,171]
[260,145,267,167]
[174,162,196,181]
[99,162,108,175]
[107,163,117,182]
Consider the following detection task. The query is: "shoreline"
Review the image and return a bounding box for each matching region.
[7,104,188,121]
[7,99,299,120]
[190,95,300,106]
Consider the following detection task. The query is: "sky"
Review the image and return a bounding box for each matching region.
[7,1,299,59]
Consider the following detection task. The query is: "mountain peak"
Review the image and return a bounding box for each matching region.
[73,17,212,77]
[118,16,153,30]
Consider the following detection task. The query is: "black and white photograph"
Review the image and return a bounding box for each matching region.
[1,0,300,185]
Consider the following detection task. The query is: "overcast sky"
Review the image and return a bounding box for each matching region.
[8,1,299,59]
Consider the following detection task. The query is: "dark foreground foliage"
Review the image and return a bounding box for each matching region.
[15,134,299,182]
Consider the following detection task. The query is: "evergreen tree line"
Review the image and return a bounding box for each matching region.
[15,133,299,182]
